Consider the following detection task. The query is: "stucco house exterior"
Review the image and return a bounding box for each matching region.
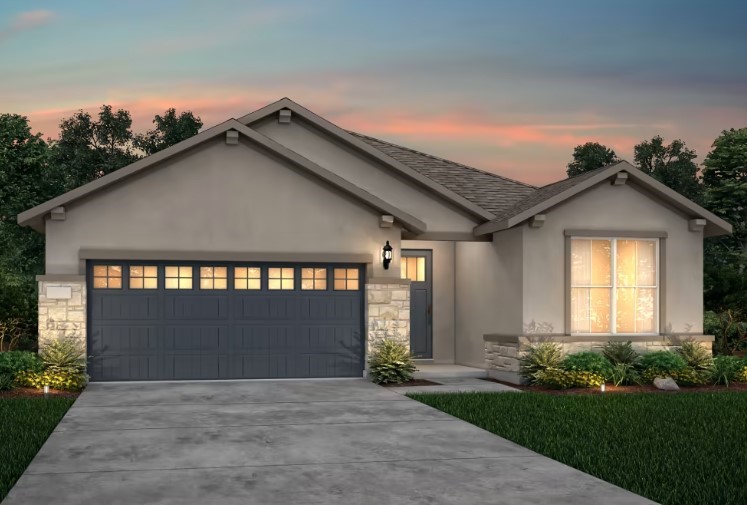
[18,98,732,383]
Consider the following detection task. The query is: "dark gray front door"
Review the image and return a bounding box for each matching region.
[87,261,364,381]
[401,250,432,358]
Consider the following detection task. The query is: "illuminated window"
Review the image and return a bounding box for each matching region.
[333,268,359,290]
[401,256,426,282]
[234,267,261,290]
[301,268,327,290]
[570,238,658,334]
[93,265,122,289]
[165,266,193,289]
[130,266,158,289]
[268,267,294,290]
[200,266,227,290]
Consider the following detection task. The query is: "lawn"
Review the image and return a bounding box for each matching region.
[0,398,76,502]
[408,391,747,505]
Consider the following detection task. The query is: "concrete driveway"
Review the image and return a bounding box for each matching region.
[5,379,654,505]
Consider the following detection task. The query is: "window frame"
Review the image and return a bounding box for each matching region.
[268,267,295,291]
[301,267,328,291]
[568,236,660,336]
[129,265,159,290]
[333,268,360,291]
[92,265,123,289]
[164,265,194,290]
[234,266,262,290]
[199,266,228,290]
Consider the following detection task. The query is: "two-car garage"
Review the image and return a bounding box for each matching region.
[86,261,365,381]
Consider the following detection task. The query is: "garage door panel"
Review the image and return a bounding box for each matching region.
[90,325,161,354]
[94,294,159,320]
[165,296,228,320]
[164,326,228,352]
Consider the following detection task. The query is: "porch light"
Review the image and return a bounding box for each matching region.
[382,241,393,270]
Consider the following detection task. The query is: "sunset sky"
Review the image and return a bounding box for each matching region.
[1,1,745,185]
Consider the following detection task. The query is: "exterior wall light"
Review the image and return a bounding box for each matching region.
[382,241,393,270]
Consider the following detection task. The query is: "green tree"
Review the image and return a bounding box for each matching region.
[134,108,203,156]
[566,142,619,177]
[634,136,702,202]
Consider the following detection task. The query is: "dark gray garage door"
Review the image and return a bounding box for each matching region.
[87,261,364,381]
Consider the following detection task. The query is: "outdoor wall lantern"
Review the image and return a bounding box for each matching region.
[382,241,393,270]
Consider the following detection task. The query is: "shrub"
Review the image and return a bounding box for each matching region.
[14,369,87,392]
[609,363,640,386]
[601,341,639,365]
[534,369,604,389]
[561,351,613,379]
[0,351,43,378]
[367,339,416,385]
[710,355,744,386]
[0,373,14,391]
[39,337,86,373]
[676,341,713,370]
[669,367,710,387]
[519,342,563,383]
[735,366,747,383]
[638,351,686,373]
[570,371,606,388]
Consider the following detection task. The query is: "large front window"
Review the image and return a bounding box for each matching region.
[570,238,658,334]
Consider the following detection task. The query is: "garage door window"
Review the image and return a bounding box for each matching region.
[234,267,261,290]
[334,268,359,290]
[165,266,193,289]
[93,265,122,289]
[268,267,294,290]
[200,266,228,290]
[301,268,327,290]
[130,266,158,289]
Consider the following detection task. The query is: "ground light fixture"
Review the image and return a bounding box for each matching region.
[600,384,606,393]
[43,384,50,396]
[382,241,393,269]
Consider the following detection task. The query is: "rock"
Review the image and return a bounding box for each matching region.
[653,377,680,391]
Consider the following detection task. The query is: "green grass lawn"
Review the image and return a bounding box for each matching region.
[0,398,76,502]
[408,392,747,505]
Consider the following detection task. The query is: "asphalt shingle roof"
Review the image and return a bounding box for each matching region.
[349,132,536,217]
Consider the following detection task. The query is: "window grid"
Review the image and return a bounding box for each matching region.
[401,256,426,282]
[333,268,359,290]
[268,267,294,290]
[200,266,228,290]
[92,265,122,289]
[234,266,261,290]
[129,265,158,289]
[165,266,193,289]
[301,268,327,290]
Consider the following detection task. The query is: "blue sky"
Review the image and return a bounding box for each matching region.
[1,0,745,184]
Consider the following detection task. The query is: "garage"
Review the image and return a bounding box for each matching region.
[87,261,364,381]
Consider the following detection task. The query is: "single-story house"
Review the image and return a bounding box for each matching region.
[18,98,731,383]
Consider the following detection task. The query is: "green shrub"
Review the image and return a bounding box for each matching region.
[0,373,14,391]
[534,369,605,389]
[39,337,86,373]
[676,341,713,370]
[14,368,87,392]
[561,351,613,379]
[669,367,710,387]
[601,341,639,365]
[0,351,43,377]
[570,370,606,388]
[519,342,563,383]
[710,355,744,386]
[367,339,416,385]
[638,351,686,373]
[609,363,640,386]
[735,366,747,383]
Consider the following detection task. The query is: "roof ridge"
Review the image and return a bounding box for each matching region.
[347,131,537,189]
[538,160,629,190]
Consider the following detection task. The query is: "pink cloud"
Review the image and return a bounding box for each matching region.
[0,10,55,42]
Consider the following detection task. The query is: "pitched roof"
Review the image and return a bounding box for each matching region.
[348,132,536,216]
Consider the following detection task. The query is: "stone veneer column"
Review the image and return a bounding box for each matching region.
[38,279,87,355]
[366,281,411,359]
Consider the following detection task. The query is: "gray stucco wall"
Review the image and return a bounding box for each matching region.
[45,137,401,277]
[522,180,704,334]
[402,240,455,363]
[252,117,481,233]
[454,227,524,368]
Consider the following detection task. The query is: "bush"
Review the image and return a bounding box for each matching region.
[519,342,563,383]
[609,363,640,386]
[676,341,713,370]
[0,351,43,378]
[601,341,639,365]
[367,339,416,385]
[534,369,605,389]
[638,351,686,373]
[0,373,14,391]
[14,369,87,392]
[561,351,613,379]
[39,337,86,373]
[735,366,747,383]
[710,355,744,386]
[669,367,710,387]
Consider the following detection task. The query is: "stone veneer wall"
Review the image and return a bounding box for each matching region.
[485,335,714,384]
[38,280,87,355]
[366,281,410,357]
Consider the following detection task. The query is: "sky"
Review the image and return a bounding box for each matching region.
[1,1,746,185]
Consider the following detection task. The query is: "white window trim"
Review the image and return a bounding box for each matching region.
[570,236,660,337]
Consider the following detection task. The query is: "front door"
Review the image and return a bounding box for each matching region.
[401,250,432,358]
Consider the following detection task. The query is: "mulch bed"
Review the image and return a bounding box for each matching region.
[383,379,442,388]
[480,377,747,395]
[0,387,80,399]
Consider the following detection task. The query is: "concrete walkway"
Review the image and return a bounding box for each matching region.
[388,376,521,394]
[5,379,654,505]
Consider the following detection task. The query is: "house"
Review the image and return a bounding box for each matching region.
[18,98,731,384]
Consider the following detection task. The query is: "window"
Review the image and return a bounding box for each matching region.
[165,266,193,289]
[130,266,158,289]
[93,265,122,289]
[333,268,359,290]
[200,266,227,289]
[570,238,658,334]
[234,267,261,290]
[401,256,426,282]
[268,267,294,290]
[301,268,327,290]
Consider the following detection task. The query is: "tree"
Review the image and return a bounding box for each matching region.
[634,135,702,202]
[566,142,619,177]
[134,108,203,156]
